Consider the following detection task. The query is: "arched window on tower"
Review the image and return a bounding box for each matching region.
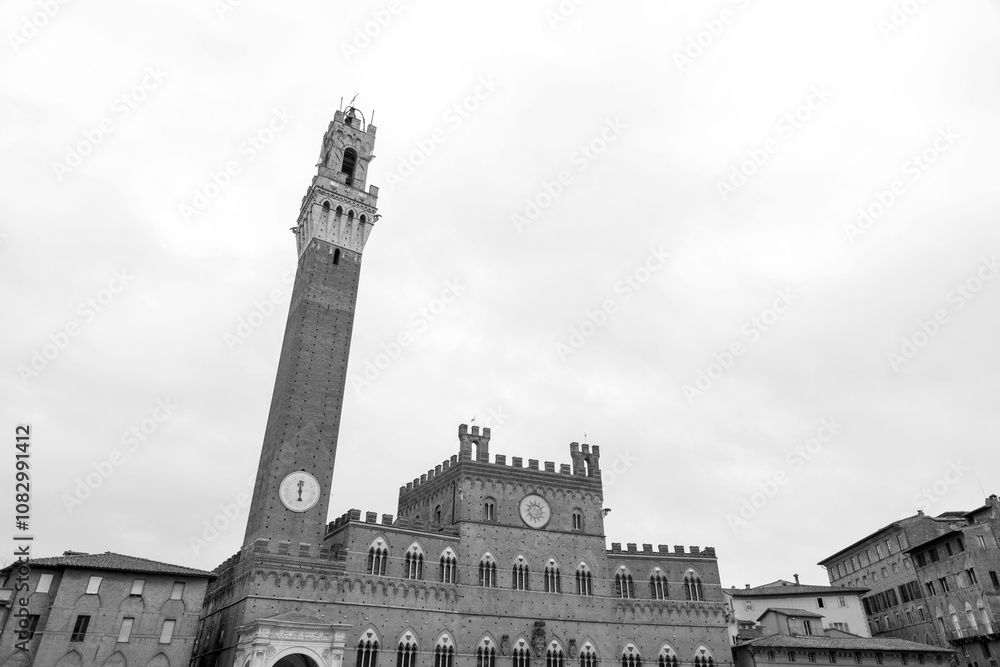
[367,539,388,576]
[434,636,456,667]
[621,645,642,667]
[434,505,442,523]
[579,643,598,667]
[357,636,380,667]
[650,567,668,600]
[440,548,457,584]
[397,637,417,667]
[544,559,561,593]
[657,646,679,667]
[484,498,497,522]
[572,509,584,531]
[546,642,565,667]
[334,248,341,265]
[342,148,358,187]
[322,201,331,225]
[477,639,497,667]
[479,554,497,588]
[576,563,593,596]
[404,543,423,580]
[684,569,704,601]
[615,566,634,598]
[512,555,529,591]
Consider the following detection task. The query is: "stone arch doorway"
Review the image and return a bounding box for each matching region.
[272,654,320,667]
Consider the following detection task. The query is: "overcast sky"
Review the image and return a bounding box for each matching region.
[2,0,999,590]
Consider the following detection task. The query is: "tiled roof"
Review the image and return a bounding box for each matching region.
[5,552,214,578]
[759,608,825,619]
[735,634,954,653]
[730,584,869,597]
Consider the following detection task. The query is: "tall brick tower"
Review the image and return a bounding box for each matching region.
[243,106,379,552]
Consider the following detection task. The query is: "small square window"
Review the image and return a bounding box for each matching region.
[36,573,53,594]
[818,598,826,608]
[745,601,754,611]
[118,618,134,643]
[86,576,102,594]
[170,582,184,600]
[130,579,145,595]
[159,619,176,644]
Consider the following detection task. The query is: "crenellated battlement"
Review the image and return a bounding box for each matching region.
[608,543,718,558]
[326,508,460,537]
[397,424,604,496]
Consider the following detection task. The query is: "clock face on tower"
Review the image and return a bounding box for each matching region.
[519,494,551,528]
[279,471,320,512]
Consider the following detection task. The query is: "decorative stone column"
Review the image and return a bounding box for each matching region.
[233,611,350,667]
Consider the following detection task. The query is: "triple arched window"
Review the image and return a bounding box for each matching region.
[621,645,642,667]
[579,644,599,667]
[684,570,704,601]
[397,638,417,667]
[404,544,423,580]
[513,646,531,667]
[367,539,388,576]
[615,567,635,598]
[477,640,497,667]
[479,554,498,588]
[512,556,529,591]
[657,647,679,667]
[576,563,593,596]
[650,568,668,600]
[546,643,566,667]
[434,635,455,667]
[357,637,379,667]
[440,548,457,584]
[544,560,562,593]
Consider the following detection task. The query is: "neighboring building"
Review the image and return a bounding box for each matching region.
[0,551,214,666]
[725,577,871,642]
[903,495,1000,667]
[190,106,735,667]
[819,512,961,644]
[732,614,955,667]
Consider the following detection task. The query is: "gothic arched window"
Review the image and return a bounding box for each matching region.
[440,548,457,584]
[397,639,417,667]
[357,638,379,667]
[479,554,497,588]
[576,563,593,596]
[367,540,388,576]
[544,560,561,593]
[684,570,704,601]
[404,544,423,580]
[650,568,668,600]
[512,556,529,591]
[615,567,634,598]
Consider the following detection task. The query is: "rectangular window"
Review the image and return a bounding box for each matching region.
[926,581,936,596]
[855,653,863,664]
[956,538,964,552]
[918,656,925,665]
[990,571,1000,589]
[170,582,184,600]
[25,614,39,640]
[810,654,817,663]
[70,615,91,642]
[977,535,988,549]
[159,619,176,644]
[918,607,926,621]
[901,656,908,666]
[789,653,797,662]
[876,656,883,666]
[131,579,145,595]
[768,653,776,663]
[967,569,978,585]
[907,611,913,624]
[86,576,102,594]
[830,653,838,664]
[929,548,939,563]
[852,556,860,570]
[818,598,826,608]
[36,573,53,594]
[803,620,813,635]
[118,618,134,642]
[745,601,754,611]
[915,553,927,568]
[898,534,907,550]
[939,577,949,592]
[945,543,953,557]
[840,596,847,608]
[877,545,884,559]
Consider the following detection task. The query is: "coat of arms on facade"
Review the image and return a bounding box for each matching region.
[531,622,546,657]
[501,635,511,656]
[568,639,578,659]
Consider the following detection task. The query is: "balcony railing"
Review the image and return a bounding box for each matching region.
[946,626,997,643]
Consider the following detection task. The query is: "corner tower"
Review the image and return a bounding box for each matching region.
[243,106,379,552]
